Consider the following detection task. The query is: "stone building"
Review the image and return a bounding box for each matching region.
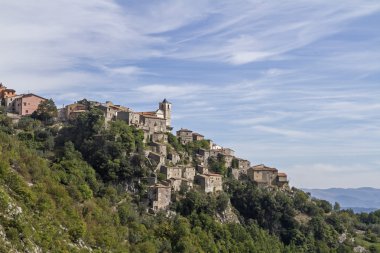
[247,164,278,186]
[140,115,167,134]
[160,166,182,180]
[159,98,171,127]
[96,101,127,123]
[152,132,168,143]
[0,85,46,116]
[148,184,171,211]
[223,155,234,168]
[230,159,250,179]
[167,178,193,192]
[117,99,171,128]
[277,173,288,187]
[181,166,196,181]
[148,152,165,167]
[0,83,17,105]
[196,148,210,166]
[167,152,180,165]
[10,94,46,116]
[149,142,167,156]
[117,99,171,141]
[0,83,5,98]
[237,159,251,170]
[176,128,193,145]
[64,103,88,120]
[4,95,22,112]
[195,173,223,193]
[117,110,140,125]
[192,132,204,141]
[196,164,209,174]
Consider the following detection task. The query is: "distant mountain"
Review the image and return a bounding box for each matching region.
[303,187,380,213]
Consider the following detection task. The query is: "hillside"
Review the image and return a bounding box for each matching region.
[1,104,380,252]
[304,188,380,213]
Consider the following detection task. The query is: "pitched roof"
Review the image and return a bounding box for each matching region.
[139,111,156,116]
[142,114,164,120]
[251,164,278,172]
[204,173,222,177]
[22,93,47,100]
[162,98,171,103]
[150,183,171,188]
[278,172,287,177]
[192,132,204,137]
[177,128,192,132]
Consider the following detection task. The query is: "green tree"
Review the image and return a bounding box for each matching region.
[334,202,341,211]
[31,99,58,123]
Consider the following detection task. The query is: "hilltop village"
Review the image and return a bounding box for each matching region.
[1,83,289,212]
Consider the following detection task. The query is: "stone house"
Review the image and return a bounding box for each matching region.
[192,132,204,141]
[148,184,171,211]
[12,94,47,116]
[64,103,88,120]
[196,164,209,174]
[176,128,193,145]
[1,86,47,116]
[222,148,235,156]
[149,142,167,156]
[117,111,140,126]
[247,164,278,186]
[160,166,182,180]
[277,173,288,187]
[4,95,22,112]
[237,159,251,170]
[197,148,209,157]
[230,159,250,179]
[167,152,180,165]
[167,178,193,192]
[196,148,210,165]
[140,115,167,134]
[195,173,223,193]
[117,99,171,133]
[0,83,5,98]
[181,166,196,181]
[148,152,165,167]
[231,169,239,180]
[152,132,168,143]
[0,84,17,105]
[223,155,234,168]
[231,168,247,180]
[96,101,124,123]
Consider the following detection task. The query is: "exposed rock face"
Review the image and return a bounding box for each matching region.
[216,202,240,224]
[354,246,368,253]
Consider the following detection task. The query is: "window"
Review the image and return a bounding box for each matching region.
[26,110,29,114]
[23,102,26,106]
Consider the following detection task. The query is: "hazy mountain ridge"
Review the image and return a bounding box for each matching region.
[304,187,380,212]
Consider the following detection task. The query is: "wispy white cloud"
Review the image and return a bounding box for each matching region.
[253,125,311,139]
[1,0,380,188]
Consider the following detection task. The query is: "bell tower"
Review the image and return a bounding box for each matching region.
[159,98,171,127]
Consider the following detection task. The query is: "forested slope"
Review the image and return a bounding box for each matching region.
[0,107,379,252]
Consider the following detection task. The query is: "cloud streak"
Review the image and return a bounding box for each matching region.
[0,0,380,188]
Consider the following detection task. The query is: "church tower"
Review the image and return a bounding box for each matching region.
[159,98,172,127]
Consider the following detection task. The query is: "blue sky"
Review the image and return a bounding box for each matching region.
[1,0,379,188]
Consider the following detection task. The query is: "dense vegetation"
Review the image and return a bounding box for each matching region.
[0,106,379,252]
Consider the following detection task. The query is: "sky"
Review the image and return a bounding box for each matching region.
[0,0,379,189]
